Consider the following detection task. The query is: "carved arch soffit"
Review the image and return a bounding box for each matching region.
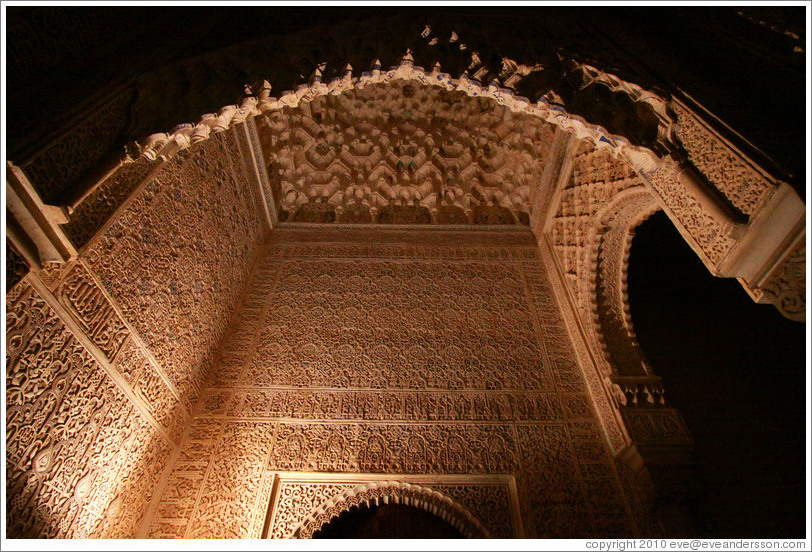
[291,480,491,539]
[587,187,660,380]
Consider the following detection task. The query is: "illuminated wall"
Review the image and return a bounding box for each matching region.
[144,227,651,538]
[5,132,265,537]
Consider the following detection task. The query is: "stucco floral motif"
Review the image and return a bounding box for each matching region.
[145,227,640,538]
[674,102,774,217]
[6,281,171,538]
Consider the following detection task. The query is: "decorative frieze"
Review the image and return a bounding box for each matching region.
[57,263,128,362]
[199,388,568,422]
[673,101,775,217]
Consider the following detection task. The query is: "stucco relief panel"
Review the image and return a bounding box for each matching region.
[145,229,640,538]
[6,281,172,538]
[81,133,264,406]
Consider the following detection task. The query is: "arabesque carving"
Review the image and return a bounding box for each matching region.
[645,158,737,266]
[550,143,647,311]
[752,235,806,322]
[5,16,803,543]
[591,188,660,377]
[135,50,663,181]
[62,157,158,249]
[144,227,642,538]
[293,481,491,538]
[6,281,172,538]
[673,102,775,217]
[81,133,264,405]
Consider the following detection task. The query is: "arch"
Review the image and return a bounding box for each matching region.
[136,55,663,178]
[586,187,661,380]
[291,481,491,539]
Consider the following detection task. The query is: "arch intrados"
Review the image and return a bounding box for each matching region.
[291,481,491,539]
[586,186,661,376]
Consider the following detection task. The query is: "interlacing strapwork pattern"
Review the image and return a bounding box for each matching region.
[146,228,645,538]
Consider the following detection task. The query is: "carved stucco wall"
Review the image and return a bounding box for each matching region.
[547,142,662,378]
[6,280,173,538]
[5,131,266,537]
[549,142,649,314]
[144,227,650,538]
[81,132,264,405]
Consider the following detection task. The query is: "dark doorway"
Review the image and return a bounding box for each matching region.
[627,211,807,537]
[312,503,465,539]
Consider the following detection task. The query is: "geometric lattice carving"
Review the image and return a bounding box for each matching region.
[258,83,556,226]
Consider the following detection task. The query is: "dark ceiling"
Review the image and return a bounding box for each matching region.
[6,7,807,193]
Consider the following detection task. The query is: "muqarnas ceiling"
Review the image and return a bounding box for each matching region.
[256,83,557,225]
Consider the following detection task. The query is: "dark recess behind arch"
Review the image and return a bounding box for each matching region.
[627,211,807,538]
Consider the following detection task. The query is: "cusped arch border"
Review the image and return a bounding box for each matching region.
[136,53,665,178]
[291,480,492,539]
[586,186,661,380]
